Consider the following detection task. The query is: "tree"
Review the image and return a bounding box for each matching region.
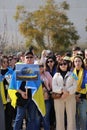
[14,0,79,52]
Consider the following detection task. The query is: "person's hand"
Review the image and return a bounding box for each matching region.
[41,50,47,57]
[18,89,28,99]
[75,94,81,102]
[61,91,69,99]
[21,91,28,99]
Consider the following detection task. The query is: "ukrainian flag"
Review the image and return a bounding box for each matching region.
[26,72,46,116]
[0,67,14,105]
[9,64,46,116]
[0,81,7,105]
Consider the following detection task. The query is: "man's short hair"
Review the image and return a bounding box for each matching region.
[72,46,81,51]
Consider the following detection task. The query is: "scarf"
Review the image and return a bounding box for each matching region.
[81,69,87,89]
[73,68,83,92]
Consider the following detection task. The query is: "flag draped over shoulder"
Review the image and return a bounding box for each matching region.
[0,82,7,105]
[0,67,14,105]
[8,89,17,108]
[9,64,46,116]
[73,68,87,94]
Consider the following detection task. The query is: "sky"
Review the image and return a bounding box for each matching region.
[0,0,87,44]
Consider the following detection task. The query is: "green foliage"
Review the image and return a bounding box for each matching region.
[14,0,79,52]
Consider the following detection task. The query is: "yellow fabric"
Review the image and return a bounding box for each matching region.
[8,86,46,116]
[0,82,7,104]
[32,84,46,116]
[8,89,17,108]
[73,68,86,94]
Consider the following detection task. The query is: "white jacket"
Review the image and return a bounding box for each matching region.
[52,71,77,94]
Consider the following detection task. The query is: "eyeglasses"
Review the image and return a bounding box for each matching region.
[26,56,33,59]
[47,60,53,63]
[59,63,67,66]
[13,57,17,60]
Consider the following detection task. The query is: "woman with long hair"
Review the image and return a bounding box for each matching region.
[45,55,57,130]
[38,62,52,130]
[52,59,77,130]
[73,55,87,130]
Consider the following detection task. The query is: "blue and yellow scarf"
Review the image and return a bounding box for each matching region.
[73,68,87,94]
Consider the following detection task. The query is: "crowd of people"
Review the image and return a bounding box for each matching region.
[0,46,87,130]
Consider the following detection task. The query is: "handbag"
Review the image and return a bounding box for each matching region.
[51,92,63,99]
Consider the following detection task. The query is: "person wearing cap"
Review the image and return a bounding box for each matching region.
[73,55,87,130]
[16,51,25,63]
[63,56,72,69]
[10,51,41,130]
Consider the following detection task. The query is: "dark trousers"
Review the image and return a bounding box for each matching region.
[5,102,15,130]
[0,96,5,130]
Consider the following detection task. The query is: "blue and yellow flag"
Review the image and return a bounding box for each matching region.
[0,67,14,105]
[9,64,46,116]
[0,82,7,105]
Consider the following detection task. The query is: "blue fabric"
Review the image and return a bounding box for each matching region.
[0,67,13,82]
[81,70,87,89]
[9,70,41,94]
[0,74,4,82]
[71,72,78,80]
[9,71,22,90]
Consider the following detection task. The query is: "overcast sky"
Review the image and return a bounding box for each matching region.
[0,0,87,43]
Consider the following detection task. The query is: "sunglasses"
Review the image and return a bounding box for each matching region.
[59,63,67,66]
[39,65,44,68]
[9,59,12,61]
[47,60,53,63]
[26,56,33,59]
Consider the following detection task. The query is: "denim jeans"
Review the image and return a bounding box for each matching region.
[13,99,40,130]
[38,99,51,130]
[76,99,87,130]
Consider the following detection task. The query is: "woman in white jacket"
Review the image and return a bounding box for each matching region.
[52,59,77,130]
